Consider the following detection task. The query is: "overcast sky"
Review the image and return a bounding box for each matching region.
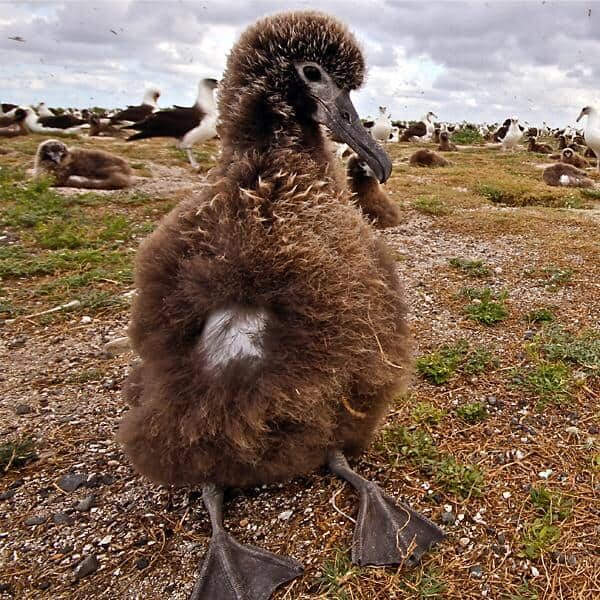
[1,1,598,126]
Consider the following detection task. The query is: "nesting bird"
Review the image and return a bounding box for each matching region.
[118,11,444,599]
[543,163,594,188]
[20,106,85,136]
[399,112,437,142]
[526,136,553,154]
[34,139,133,189]
[438,131,457,152]
[576,106,600,172]
[409,149,450,167]
[347,154,401,228]
[126,78,218,168]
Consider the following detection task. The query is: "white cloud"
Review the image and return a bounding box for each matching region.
[0,1,599,126]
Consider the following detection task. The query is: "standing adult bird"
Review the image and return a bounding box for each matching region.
[501,117,523,152]
[109,87,161,125]
[371,106,392,142]
[118,11,444,600]
[126,79,218,168]
[577,106,600,172]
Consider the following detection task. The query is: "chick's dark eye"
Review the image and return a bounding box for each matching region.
[303,65,321,82]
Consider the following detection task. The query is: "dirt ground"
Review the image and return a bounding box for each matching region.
[0,133,599,599]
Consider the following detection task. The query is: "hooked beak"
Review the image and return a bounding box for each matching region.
[576,109,586,123]
[315,90,392,183]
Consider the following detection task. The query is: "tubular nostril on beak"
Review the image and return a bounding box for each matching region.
[342,111,351,123]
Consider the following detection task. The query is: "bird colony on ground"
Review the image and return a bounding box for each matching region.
[1,9,600,600]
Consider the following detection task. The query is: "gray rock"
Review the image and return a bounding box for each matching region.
[74,555,99,580]
[14,403,33,415]
[52,512,73,525]
[524,330,535,340]
[25,515,47,526]
[469,564,483,579]
[76,494,95,512]
[0,490,15,501]
[135,557,150,570]
[58,472,88,493]
[441,511,456,524]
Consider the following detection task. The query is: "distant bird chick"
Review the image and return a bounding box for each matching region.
[347,154,401,228]
[559,147,590,169]
[526,136,553,154]
[34,139,132,189]
[437,131,457,152]
[409,149,450,167]
[543,163,594,188]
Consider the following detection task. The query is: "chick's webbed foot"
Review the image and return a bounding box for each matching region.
[328,450,446,567]
[189,485,303,600]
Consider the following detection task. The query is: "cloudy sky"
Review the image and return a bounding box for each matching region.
[1,1,598,126]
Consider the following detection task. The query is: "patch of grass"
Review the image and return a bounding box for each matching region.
[0,248,129,279]
[479,183,584,208]
[525,308,555,324]
[463,287,509,325]
[412,196,451,216]
[67,368,104,384]
[433,456,485,498]
[0,175,72,228]
[34,220,87,250]
[462,347,498,374]
[411,402,446,426]
[379,426,438,466]
[99,215,132,242]
[526,265,573,289]
[417,340,497,384]
[580,187,600,200]
[520,518,561,559]
[405,566,447,598]
[451,127,483,145]
[456,402,487,423]
[503,583,541,600]
[378,425,484,498]
[529,486,573,521]
[531,325,600,373]
[1,437,37,474]
[416,347,462,385]
[318,550,362,600]
[512,362,571,407]
[448,257,491,278]
[78,290,127,311]
[35,265,133,297]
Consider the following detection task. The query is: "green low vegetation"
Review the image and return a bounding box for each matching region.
[417,339,497,385]
[462,287,509,325]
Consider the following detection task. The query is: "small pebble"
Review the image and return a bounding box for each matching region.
[14,403,33,415]
[76,494,95,512]
[58,472,88,493]
[459,536,470,547]
[469,564,483,579]
[502,491,511,499]
[52,512,73,525]
[441,511,456,525]
[0,490,16,501]
[531,566,540,577]
[24,515,47,526]
[80,316,92,324]
[538,469,553,479]
[278,510,293,521]
[136,557,150,570]
[74,555,99,580]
